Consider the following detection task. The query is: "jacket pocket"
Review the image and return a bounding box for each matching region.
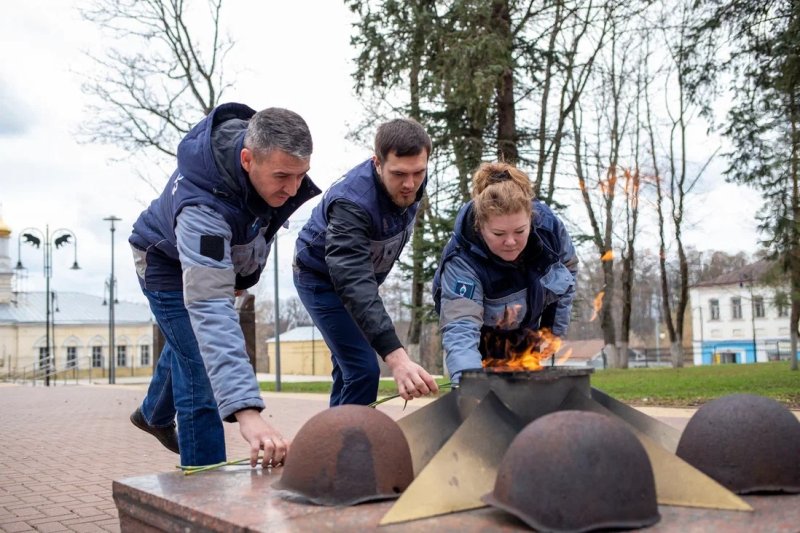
[540,263,574,306]
[484,289,527,329]
[369,227,411,274]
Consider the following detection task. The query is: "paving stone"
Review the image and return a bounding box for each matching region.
[1,521,35,532]
[33,521,71,532]
[68,523,110,533]
[8,506,45,519]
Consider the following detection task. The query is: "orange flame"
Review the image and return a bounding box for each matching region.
[589,291,605,322]
[482,327,564,372]
[601,250,614,261]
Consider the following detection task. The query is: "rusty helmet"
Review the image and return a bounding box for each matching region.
[273,405,413,505]
[676,394,800,494]
[482,410,660,532]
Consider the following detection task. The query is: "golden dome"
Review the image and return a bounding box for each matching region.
[0,216,10,238]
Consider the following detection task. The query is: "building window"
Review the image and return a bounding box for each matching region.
[778,303,789,317]
[731,297,742,319]
[140,345,150,367]
[753,296,765,318]
[38,347,50,369]
[92,346,103,368]
[117,345,127,367]
[709,299,720,320]
[66,347,77,368]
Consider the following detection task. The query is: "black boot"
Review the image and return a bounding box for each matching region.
[130,407,180,454]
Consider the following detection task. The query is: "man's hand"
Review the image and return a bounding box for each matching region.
[384,348,440,401]
[234,409,290,468]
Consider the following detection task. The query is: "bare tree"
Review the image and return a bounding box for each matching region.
[79,0,233,185]
[617,38,650,369]
[283,297,312,330]
[572,9,641,368]
[573,101,619,365]
[647,3,719,368]
[534,0,610,202]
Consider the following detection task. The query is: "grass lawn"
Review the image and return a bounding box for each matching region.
[591,361,800,408]
[260,362,800,409]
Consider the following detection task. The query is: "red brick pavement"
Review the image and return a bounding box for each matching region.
[0,383,360,532]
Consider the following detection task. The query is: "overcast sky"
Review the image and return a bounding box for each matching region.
[1,1,761,307]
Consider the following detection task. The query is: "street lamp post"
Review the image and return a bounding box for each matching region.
[104,216,121,385]
[16,225,80,386]
[273,234,282,392]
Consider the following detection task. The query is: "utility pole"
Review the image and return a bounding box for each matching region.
[273,235,282,392]
[104,216,121,384]
[749,285,757,363]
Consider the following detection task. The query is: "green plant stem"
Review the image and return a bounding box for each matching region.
[368,383,452,408]
[177,456,259,475]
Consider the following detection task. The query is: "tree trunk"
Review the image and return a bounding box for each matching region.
[406,8,425,348]
[645,49,678,367]
[791,303,799,371]
[572,106,616,363]
[604,344,618,369]
[407,195,427,345]
[670,340,683,368]
[618,341,628,370]
[601,250,617,366]
[791,90,800,371]
[534,0,562,195]
[493,0,517,164]
[620,247,633,369]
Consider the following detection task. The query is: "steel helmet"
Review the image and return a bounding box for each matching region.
[273,405,414,505]
[483,410,660,532]
[676,394,800,494]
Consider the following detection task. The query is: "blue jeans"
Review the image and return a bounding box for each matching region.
[140,289,226,466]
[293,268,380,406]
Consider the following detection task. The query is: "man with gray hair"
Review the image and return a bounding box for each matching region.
[129,103,319,469]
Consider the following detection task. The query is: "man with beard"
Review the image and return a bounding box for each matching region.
[294,118,439,406]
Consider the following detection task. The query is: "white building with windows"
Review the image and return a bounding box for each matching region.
[689,260,796,365]
[0,217,153,378]
[0,292,154,378]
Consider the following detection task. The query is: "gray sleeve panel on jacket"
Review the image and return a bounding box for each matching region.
[175,205,264,421]
[325,200,403,358]
[184,266,235,303]
[550,216,579,336]
[438,255,485,383]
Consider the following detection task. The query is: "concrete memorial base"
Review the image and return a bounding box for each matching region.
[114,466,800,532]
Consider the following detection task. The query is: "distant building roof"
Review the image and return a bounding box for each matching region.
[0,291,152,325]
[559,339,605,364]
[692,259,775,288]
[266,325,322,343]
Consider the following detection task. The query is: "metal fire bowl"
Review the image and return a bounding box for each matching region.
[459,367,593,425]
